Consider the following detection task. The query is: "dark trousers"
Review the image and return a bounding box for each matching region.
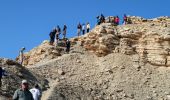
[0,77,2,88]
[66,46,70,53]
[82,30,85,35]
[50,36,55,45]
[87,29,89,33]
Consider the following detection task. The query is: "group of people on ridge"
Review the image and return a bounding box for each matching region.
[97,14,105,25]
[49,24,71,53]
[77,22,90,37]
[48,14,131,55]
[97,14,131,26]
[49,22,91,53]
[49,25,67,45]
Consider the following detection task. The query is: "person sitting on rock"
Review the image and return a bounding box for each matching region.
[127,17,132,24]
[13,80,34,100]
[65,39,71,53]
[62,24,67,39]
[77,23,82,37]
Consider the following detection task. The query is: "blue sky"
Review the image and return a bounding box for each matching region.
[0,0,169,59]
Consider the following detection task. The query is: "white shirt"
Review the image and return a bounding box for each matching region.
[86,24,90,29]
[30,88,41,100]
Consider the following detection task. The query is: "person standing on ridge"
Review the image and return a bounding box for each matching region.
[100,14,105,23]
[115,16,120,26]
[63,24,67,39]
[96,16,101,25]
[82,23,85,35]
[19,47,26,65]
[49,28,56,45]
[0,67,7,88]
[86,22,90,33]
[0,67,3,88]
[77,23,82,37]
[123,14,128,25]
[13,80,34,100]
[56,25,61,46]
[65,39,71,53]
[30,84,41,100]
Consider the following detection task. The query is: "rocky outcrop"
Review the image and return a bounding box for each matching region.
[71,16,170,66]
[16,40,65,66]
[71,23,120,57]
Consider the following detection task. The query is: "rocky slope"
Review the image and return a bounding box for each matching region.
[28,45,170,100]
[0,58,47,99]
[11,16,170,99]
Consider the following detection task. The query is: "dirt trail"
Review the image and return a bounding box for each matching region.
[41,80,59,100]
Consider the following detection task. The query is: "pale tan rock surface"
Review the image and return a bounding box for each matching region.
[71,16,170,66]
[16,40,65,66]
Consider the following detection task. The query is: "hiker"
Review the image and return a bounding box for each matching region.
[30,84,41,100]
[96,16,101,25]
[77,23,82,37]
[56,25,61,45]
[0,67,3,88]
[123,14,128,25]
[108,16,111,23]
[13,80,34,100]
[19,47,26,65]
[86,22,90,33]
[115,16,120,26]
[65,39,71,53]
[0,67,7,88]
[82,23,85,35]
[100,14,105,23]
[63,24,67,39]
[49,28,56,45]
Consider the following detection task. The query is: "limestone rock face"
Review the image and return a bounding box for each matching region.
[16,40,65,66]
[71,23,120,57]
[71,16,170,66]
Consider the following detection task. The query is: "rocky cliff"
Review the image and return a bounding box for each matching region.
[21,16,170,67]
[71,16,170,67]
[12,16,170,100]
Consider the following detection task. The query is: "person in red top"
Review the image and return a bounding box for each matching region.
[114,16,120,26]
